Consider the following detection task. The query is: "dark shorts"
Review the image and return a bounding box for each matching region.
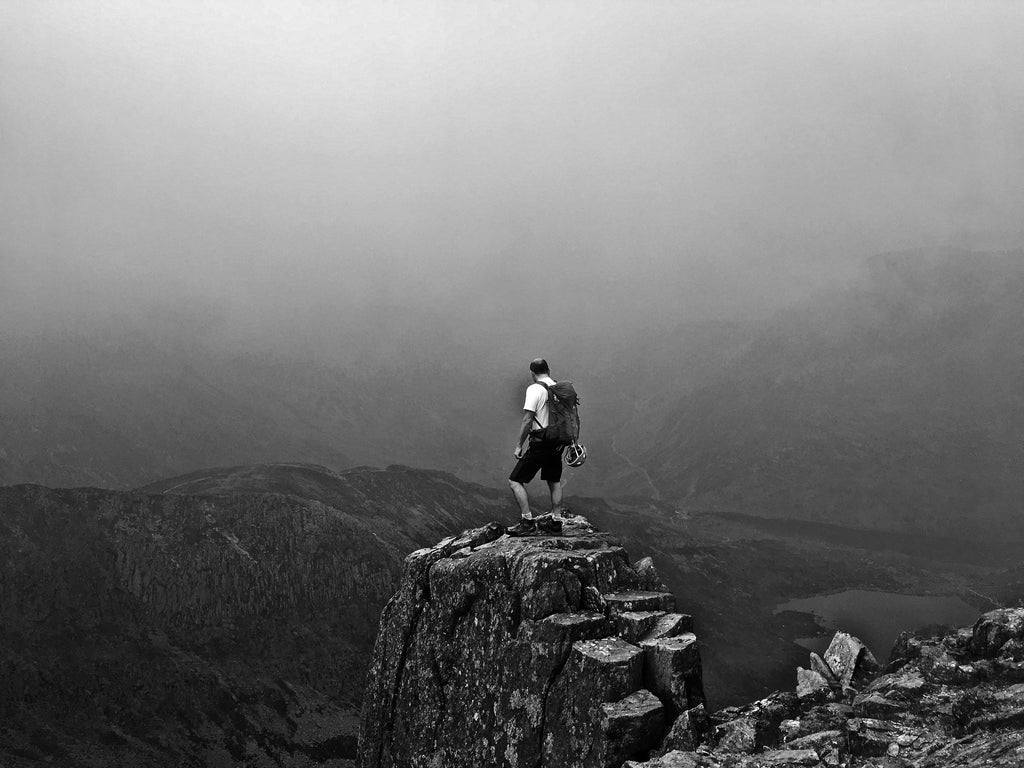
[509,440,564,484]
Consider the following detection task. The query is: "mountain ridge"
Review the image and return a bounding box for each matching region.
[0,464,508,767]
[626,249,1024,540]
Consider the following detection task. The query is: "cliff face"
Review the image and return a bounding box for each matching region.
[360,518,1024,768]
[358,515,707,768]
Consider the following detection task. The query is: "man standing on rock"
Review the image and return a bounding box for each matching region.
[507,358,564,536]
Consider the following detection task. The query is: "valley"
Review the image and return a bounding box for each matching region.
[2,462,1017,766]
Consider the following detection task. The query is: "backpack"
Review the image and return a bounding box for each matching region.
[534,380,581,447]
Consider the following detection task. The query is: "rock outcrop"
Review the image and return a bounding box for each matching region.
[627,609,1024,768]
[358,515,707,767]
[359,515,1024,768]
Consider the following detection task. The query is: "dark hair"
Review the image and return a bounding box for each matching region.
[529,358,550,375]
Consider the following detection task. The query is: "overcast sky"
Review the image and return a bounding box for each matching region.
[2,1,1022,345]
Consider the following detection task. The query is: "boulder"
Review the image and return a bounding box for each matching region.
[999,638,1024,662]
[918,645,991,685]
[601,689,668,766]
[713,717,757,753]
[971,609,1024,658]
[642,633,703,712]
[656,703,710,754]
[810,652,839,688]
[751,691,801,733]
[823,631,880,689]
[634,556,670,592]
[796,667,831,701]
[710,693,799,756]
[886,631,925,673]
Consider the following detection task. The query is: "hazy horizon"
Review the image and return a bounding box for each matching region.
[3,1,1024,356]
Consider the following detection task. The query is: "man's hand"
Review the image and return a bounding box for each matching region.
[515,410,535,460]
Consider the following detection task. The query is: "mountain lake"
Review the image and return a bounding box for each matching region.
[774,589,983,658]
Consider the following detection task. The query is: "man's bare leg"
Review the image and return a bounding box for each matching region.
[509,479,532,518]
[548,480,563,517]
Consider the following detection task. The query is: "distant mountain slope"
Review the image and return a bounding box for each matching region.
[0,312,750,497]
[0,464,506,767]
[3,248,1021,541]
[627,249,1024,540]
[0,331,508,490]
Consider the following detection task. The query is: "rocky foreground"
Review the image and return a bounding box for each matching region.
[359,516,1024,768]
[359,515,705,767]
[637,608,1024,767]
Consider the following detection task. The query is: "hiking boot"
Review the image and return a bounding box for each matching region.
[535,514,563,535]
[506,517,537,536]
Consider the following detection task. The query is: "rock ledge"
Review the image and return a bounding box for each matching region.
[358,516,706,767]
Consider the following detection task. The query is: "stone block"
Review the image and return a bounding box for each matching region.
[615,611,667,643]
[600,689,667,766]
[543,637,646,767]
[604,590,676,614]
[641,633,701,712]
[523,611,609,644]
[642,613,695,642]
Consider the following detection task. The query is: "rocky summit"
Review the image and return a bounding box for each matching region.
[359,517,1024,768]
[358,515,707,767]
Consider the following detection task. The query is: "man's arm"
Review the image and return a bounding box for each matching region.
[514,410,536,458]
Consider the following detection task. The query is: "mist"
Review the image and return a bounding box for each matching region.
[3,0,1023,358]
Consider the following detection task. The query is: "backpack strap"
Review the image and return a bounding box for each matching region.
[531,380,552,430]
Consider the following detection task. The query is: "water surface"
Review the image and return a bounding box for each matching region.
[775,589,980,658]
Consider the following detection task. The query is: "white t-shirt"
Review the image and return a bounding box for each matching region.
[524,376,556,429]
